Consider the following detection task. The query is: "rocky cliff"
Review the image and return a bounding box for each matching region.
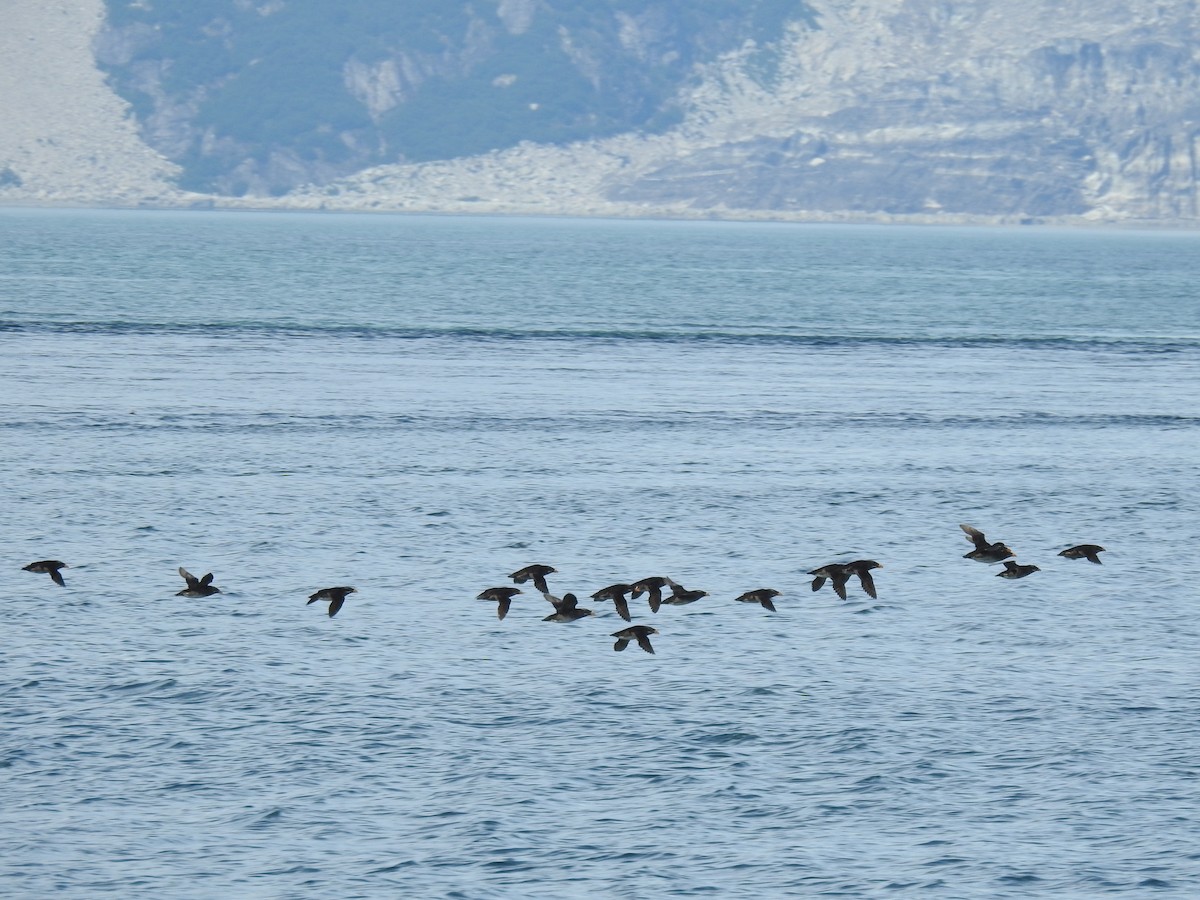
[2,0,1199,225]
[0,1,180,207]
[90,0,808,196]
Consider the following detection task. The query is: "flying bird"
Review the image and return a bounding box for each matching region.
[960,524,1016,563]
[809,561,882,600]
[176,567,221,597]
[734,588,780,611]
[612,625,658,654]
[477,586,521,619]
[630,576,672,613]
[23,560,67,587]
[307,586,357,617]
[997,561,1039,579]
[809,563,852,599]
[1058,544,1105,564]
[541,591,594,622]
[591,583,634,622]
[511,564,556,594]
[843,560,883,599]
[659,578,708,606]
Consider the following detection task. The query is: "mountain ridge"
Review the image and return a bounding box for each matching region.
[2,0,1199,225]
[92,0,813,195]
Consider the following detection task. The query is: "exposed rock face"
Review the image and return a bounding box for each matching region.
[272,0,1200,224]
[87,1,800,195]
[624,0,1200,221]
[605,128,1095,217]
[2,0,1200,224]
[0,0,179,206]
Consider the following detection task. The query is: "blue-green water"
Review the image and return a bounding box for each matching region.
[2,210,1199,897]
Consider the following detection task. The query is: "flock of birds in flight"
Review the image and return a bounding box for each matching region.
[20,524,1104,656]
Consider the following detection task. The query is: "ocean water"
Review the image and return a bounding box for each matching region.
[2,209,1199,897]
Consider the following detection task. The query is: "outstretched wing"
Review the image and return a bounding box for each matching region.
[959,524,988,550]
[648,589,662,614]
[830,572,850,600]
[857,570,878,599]
[614,595,631,622]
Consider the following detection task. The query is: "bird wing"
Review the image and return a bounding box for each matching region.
[635,633,656,654]
[648,588,662,614]
[328,596,345,617]
[857,570,878,599]
[178,567,198,587]
[830,571,849,600]
[614,595,631,622]
[50,568,65,587]
[960,524,988,549]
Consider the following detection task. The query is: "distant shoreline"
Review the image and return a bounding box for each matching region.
[4,197,1200,232]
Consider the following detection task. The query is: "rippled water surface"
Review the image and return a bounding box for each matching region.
[2,210,1199,897]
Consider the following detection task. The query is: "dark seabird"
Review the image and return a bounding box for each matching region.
[960,524,1016,563]
[23,560,67,586]
[307,585,357,617]
[511,564,557,594]
[660,578,708,606]
[176,567,221,597]
[843,560,883,599]
[477,586,521,620]
[541,591,594,622]
[735,588,781,611]
[809,561,881,600]
[591,583,634,622]
[630,576,672,613]
[1059,544,1105,564]
[808,564,852,600]
[612,625,658,654]
[997,561,1039,579]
